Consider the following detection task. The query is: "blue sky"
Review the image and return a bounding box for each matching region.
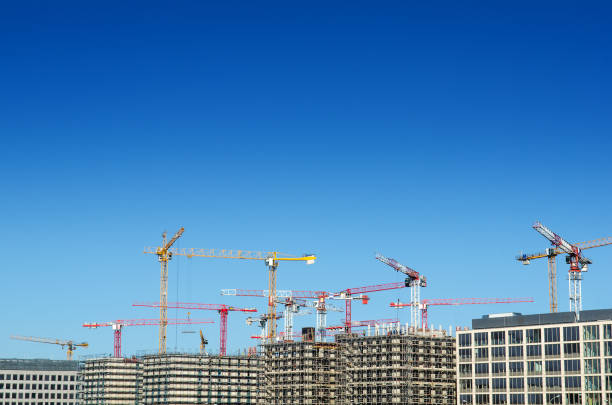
[1,1,611,359]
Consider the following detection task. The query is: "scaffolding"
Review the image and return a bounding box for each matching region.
[336,325,456,405]
[80,356,142,405]
[263,341,341,404]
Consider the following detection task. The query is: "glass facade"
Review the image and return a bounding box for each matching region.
[457,319,612,405]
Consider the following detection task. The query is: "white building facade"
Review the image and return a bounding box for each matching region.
[456,310,612,405]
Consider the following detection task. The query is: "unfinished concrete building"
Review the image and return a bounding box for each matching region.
[337,327,456,404]
[263,325,456,405]
[141,354,263,404]
[264,341,341,404]
[80,354,263,405]
[80,356,142,405]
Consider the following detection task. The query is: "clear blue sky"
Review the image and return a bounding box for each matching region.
[1,1,611,359]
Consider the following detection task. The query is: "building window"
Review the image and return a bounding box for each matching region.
[585,342,600,357]
[459,395,472,405]
[546,393,562,404]
[584,325,600,341]
[493,394,507,404]
[546,377,562,391]
[564,342,580,356]
[492,362,506,375]
[492,347,506,359]
[492,331,505,345]
[585,359,601,374]
[527,361,542,374]
[565,376,581,389]
[605,359,612,373]
[545,360,561,373]
[475,332,488,346]
[509,346,523,359]
[510,377,524,389]
[544,327,560,342]
[476,394,489,404]
[509,361,524,374]
[460,364,472,376]
[510,394,525,404]
[459,349,472,360]
[509,330,523,345]
[528,393,543,404]
[460,394,473,404]
[566,393,582,404]
[526,345,541,357]
[527,377,542,388]
[527,329,541,344]
[604,324,612,339]
[564,326,580,341]
[475,363,489,375]
[544,344,560,357]
[476,348,488,359]
[492,378,506,390]
[460,379,473,391]
[605,375,612,391]
[475,378,489,390]
[585,376,601,391]
[585,393,602,405]
[604,341,612,356]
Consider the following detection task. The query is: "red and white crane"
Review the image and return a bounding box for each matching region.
[83,318,214,358]
[375,253,426,328]
[222,289,335,341]
[390,297,535,329]
[331,282,407,334]
[133,302,256,356]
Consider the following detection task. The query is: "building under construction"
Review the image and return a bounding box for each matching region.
[337,326,456,404]
[264,329,341,404]
[80,356,142,404]
[262,325,456,405]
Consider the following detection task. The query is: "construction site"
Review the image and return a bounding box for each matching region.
[8,223,612,405]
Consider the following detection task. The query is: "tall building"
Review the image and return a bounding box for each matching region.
[456,309,612,405]
[0,358,80,405]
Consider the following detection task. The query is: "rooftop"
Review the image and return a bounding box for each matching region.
[472,309,612,330]
[0,359,80,371]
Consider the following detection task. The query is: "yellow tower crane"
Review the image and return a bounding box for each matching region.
[151,227,184,354]
[145,243,315,344]
[11,335,88,360]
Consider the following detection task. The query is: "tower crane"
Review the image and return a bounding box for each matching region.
[390,297,535,329]
[11,335,88,360]
[331,281,407,334]
[82,318,214,358]
[148,227,184,354]
[246,313,283,340]
[134,302,256,356]
[375,253,426,328]
[199,330,208,354]
[221,288,338,341]
[326,318,399,330]
[145,245,315,344]
[517,222,612,317]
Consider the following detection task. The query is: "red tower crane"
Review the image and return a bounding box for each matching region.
[517,221,612,318]
[133,302,256,356]
[332,282,407,334]
[375,253,426,328]
[390,297,535,329]
[83,318,214,358]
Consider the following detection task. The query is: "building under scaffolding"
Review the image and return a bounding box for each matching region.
[263,325,456,405]
[80,356,141,405]
[337,326,456,404]
[80,354,263,405]
[264,340,341,404]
